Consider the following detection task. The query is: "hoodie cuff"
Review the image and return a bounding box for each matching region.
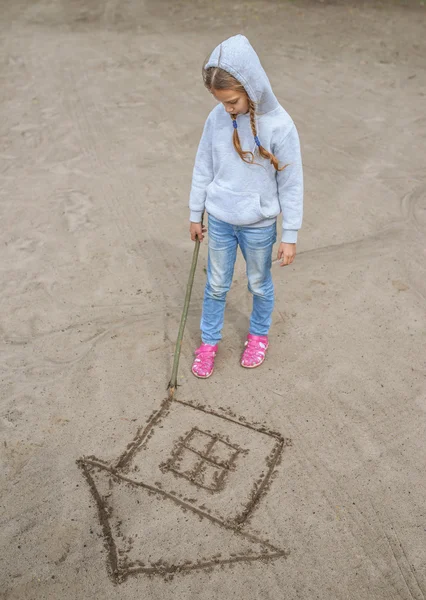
[190,210,203,223]
[281,229,298,244]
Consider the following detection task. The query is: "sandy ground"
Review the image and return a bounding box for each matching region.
[1,1,426,598]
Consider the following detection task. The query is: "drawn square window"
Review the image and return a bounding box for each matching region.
[166,428,241,492]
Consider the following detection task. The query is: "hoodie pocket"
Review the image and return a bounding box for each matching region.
[205,181,264,226]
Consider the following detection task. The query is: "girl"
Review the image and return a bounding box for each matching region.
[189,34,303,378]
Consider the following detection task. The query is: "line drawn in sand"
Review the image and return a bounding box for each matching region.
[78,397,291,583]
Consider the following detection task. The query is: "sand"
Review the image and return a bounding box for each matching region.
[1,1,426,598]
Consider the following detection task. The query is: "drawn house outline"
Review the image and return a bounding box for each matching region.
[79,397,290,582]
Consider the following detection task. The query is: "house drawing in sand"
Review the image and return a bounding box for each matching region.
[78,397,290,583]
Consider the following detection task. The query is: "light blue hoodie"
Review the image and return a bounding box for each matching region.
[189,35,303,244]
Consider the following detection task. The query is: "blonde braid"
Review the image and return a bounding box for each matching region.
[230,112,255,165]
[248,100,258,139]
[248,99,287,172]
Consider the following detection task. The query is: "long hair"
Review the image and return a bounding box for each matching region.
[203,66,286,172]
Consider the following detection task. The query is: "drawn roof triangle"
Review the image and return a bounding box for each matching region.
[79,459,288,583]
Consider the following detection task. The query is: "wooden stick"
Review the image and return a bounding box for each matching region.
[168,220,203,398]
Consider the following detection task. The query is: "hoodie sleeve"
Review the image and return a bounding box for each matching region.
[274,124,304,243]
[189,112,214,223]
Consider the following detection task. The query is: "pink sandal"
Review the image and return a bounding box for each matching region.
[241,333,268,368]
[192,343,218,378]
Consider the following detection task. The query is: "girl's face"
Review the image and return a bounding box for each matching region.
[211,88,249,116]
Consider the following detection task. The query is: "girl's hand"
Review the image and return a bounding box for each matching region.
[190,222,207,242]
[277,242,296,266]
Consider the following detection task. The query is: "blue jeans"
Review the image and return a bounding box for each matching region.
[201,215,277,345]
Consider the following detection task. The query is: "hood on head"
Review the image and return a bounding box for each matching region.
[205,34,279,114]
